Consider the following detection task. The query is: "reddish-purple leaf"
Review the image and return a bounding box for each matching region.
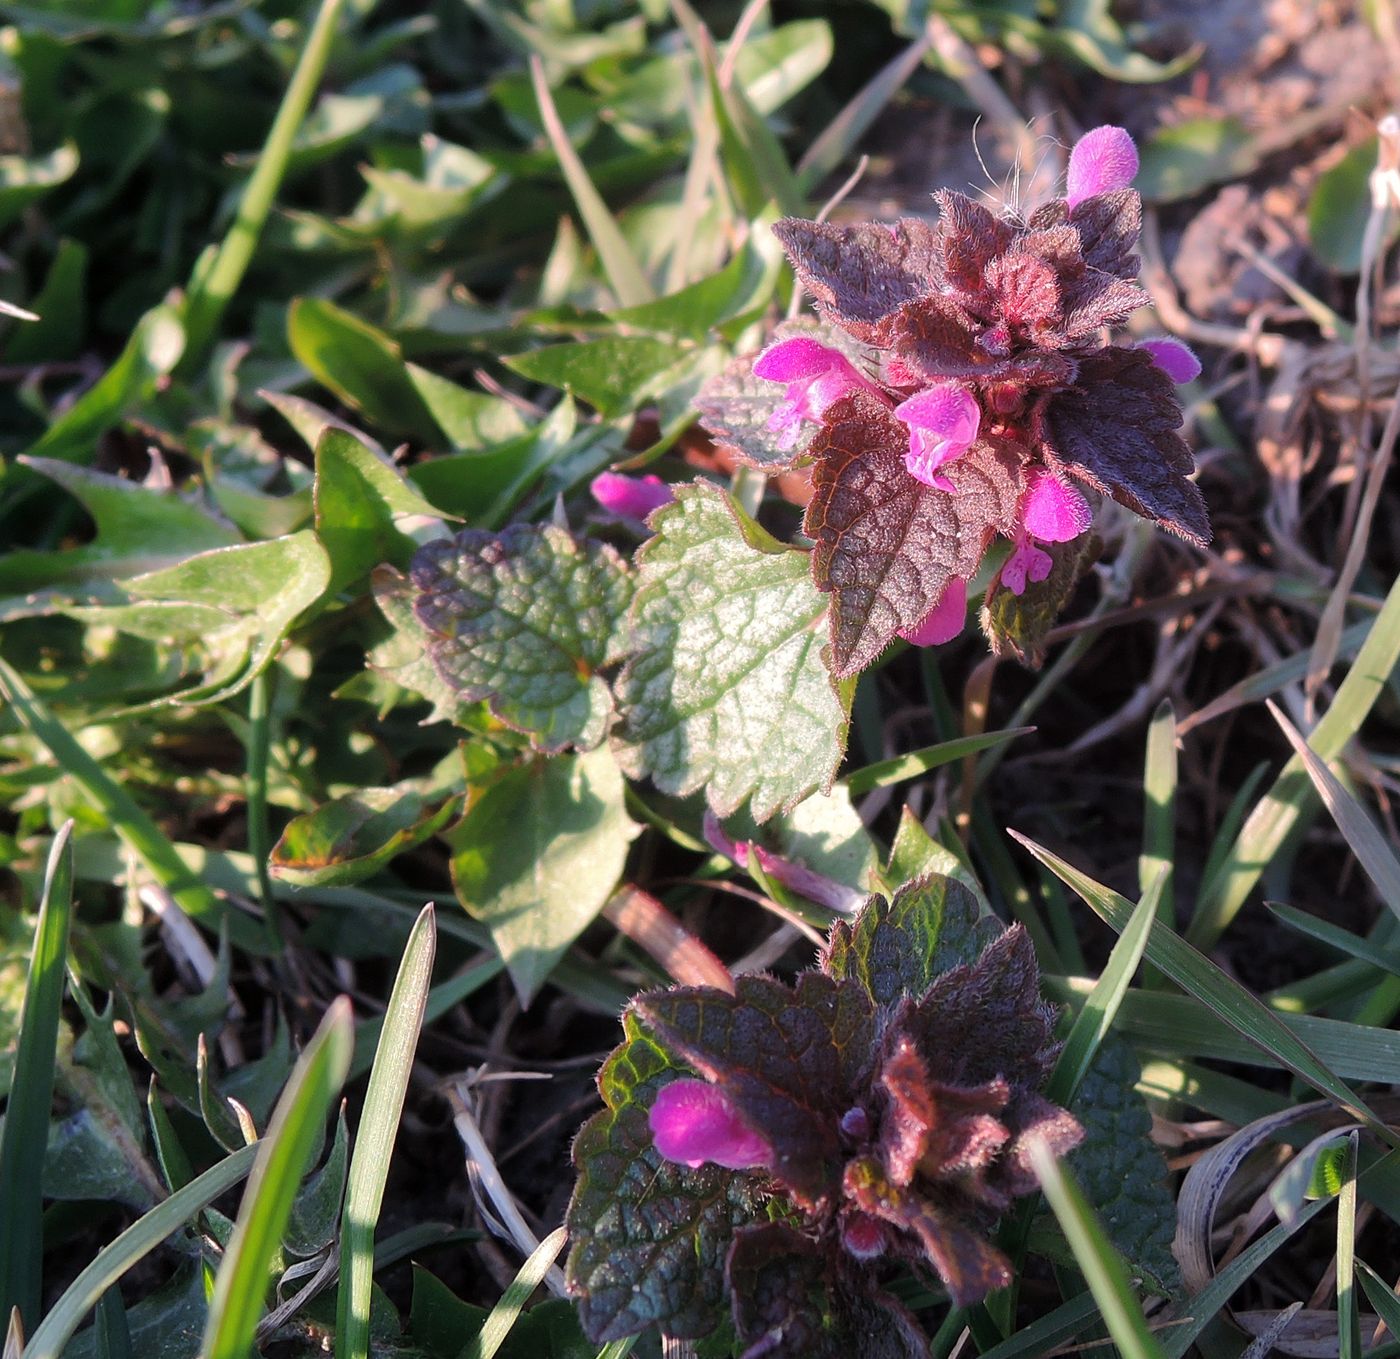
[1037,346,1210,547]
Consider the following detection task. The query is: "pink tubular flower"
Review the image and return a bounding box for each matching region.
[1001,470,1092,596]
[590,472,674,520]
[1138,336,1202,384]
[650,1079,771,1171]
[702,812,866,914]
[895,385,980,491]
[898,577,968,648]
[753,337,881,449]
[1065,126,1139,208]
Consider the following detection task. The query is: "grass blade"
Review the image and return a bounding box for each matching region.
[528,55,653,307]
[1027,1140,1167,1359]
[1014,832,1399,1146]
[1267,700,1400,918]
[1139,700,1176,988]
[1189,572,1400,949]
[202,998,354,1359]
[1337,1130,1362,1359]
[1357,1261,1400,1341]
[461,1227,568,1359]
[24,1142,260,1359]
[0,658,258,952]
[336,906,437,1359]
[1265,902,1400,979]
[180,0,347,365]
[0,824,75,1333]
[1046,869,1162,1109]
[843,728,1034,795]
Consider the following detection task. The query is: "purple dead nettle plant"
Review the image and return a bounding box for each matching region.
[697,124,1211,672]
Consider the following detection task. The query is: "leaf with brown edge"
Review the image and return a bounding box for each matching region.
[804,392,1026,676]
[773,217,940,341]
[842,1156,1013,1307]
[980,532,1099,668]
[1037,346,1210,548]
[636,973,876,1208]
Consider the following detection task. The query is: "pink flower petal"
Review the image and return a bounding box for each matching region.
[1138,336,1202,384]
[896,384,980,487]
[752,336,845,383]
[1019,469,1092,543]
[1066,126,1139,207]
[897,577,967,647]
[650,1079,771,1171]
[1000,539,1054,596]
[840,1212,890,1261]
[590,472,674,520]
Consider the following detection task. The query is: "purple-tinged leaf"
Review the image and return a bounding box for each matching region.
[805,392,1026,676]
[410,525,633,753]
[1068,189,1143,279]
[636,973,876,1208]
[773,217,941,341]
[932,190,1016,293]
[822,872,999,1008]
[566,1012,763,1343]
[1037,346,1210,547]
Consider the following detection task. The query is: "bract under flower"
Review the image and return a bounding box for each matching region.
[590,471,674,520]
[895,384,980,490]
[897,577,967,647]
[650,1078,772,1171]
[753,336,881,450]
[1065,125,1139,207]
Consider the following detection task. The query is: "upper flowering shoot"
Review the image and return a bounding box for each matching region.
[696,125,1211,676]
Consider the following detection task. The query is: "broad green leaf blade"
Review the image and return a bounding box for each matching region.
[337,905,437,1359]
[1014,832,1398,1146]
[1027,1140,1168,1359]
[0,824,74,1332]
[502,336,691,420]
[23,1142,260,1359]
[614,481,850,821]
[1190,571,1400,948]
[1047,872,1160,1109]
[409,524,633,753]
[461,1227,567,1359]
[201,998,353,1359]
[843,728,1032,795]
[1267,700,1400,920]
[1309,139,1400,273]
[447,746,636,1003]
[314,427,445,596]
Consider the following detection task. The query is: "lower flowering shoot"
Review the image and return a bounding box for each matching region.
[565,875,1086,1358]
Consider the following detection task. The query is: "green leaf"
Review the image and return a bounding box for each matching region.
[123,530,332,702]
[337,906,436,1359]
[614,481,850,821]
[0,824,74,1332]
[288,297,438,444]
[1135,118,1259,202]
[201,998,353,1359]
[503,335,690,419]
[1309,138,1400,273]
[314,427,444,594]
[367,566,479,724]
[410,524,633,753]
[1064,1037,1180,1294]
[824,873,999,1008]
[566,1012,763,1343]
[844,729,1033,797]
[723,782,878,894]
[0,141,78,229]
[1048,0,1199,82]
[446,745,636,1003]
[271,786,461,888]
[284,1108,348,1257]
[404,365,530,450]
[980,533,1096,667]
[4,238,87,363]
[461,1227,568,1359]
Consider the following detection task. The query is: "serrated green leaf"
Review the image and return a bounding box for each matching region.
[410,525,633,753]
[614,481,849,821]
[565,1012,763,1344]
[1066,1037,1179,1294]
[315,428,444,595]
[368,566,479,724]
[503,335,691,419]
[824,873,999,1008]
[271,786,461,888]
[446,745,636,1003]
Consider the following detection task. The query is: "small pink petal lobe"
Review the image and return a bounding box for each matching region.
[1066,126,1139,207]
[1019,470,1092,543]
[896,384,980,487]
[590,472,674,520]
[1138,336,1202,384]
[650,1079,770,1171]
[898,577,967,647]
[1000,538,1053,596]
